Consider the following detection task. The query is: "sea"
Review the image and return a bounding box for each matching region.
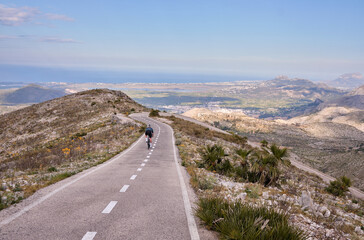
[0,64,266,85]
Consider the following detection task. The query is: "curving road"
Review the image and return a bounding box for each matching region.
[0,113,200,240]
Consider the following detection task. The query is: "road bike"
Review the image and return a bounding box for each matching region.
[146,136,151,149]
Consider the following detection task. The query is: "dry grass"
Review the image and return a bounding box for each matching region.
[0,89,146,210]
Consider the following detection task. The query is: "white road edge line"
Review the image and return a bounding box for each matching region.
[82,231,97,240]
[165,120,200,240]
[130,175,137,180]
[0,134,145,227]
[102,201,117,214]
[120,185,130,192]
[148,117,199,239]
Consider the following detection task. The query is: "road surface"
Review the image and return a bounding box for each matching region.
[0,113,200,240]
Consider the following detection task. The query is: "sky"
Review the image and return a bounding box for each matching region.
[0,0,364,82]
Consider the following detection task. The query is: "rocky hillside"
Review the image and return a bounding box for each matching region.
[317,85,364,110]
[183,108,280,133]
[284,86,364,132]
[182,108,364,192]
[283,107,364,132]
[0,89,146,210]
[3,84,67,104]
[162,115,364,239]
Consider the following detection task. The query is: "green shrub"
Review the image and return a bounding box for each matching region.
[48,167,58,172]
[260,139,268,147]
[326,176,352,196]
[196,197,307,240]
[201,144,227,171]
[149,109,160,117]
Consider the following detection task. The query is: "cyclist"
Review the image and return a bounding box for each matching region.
[145,124,154,149]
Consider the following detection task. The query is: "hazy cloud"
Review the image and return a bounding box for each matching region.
[44,13,74,22]
[40,37,82,44]
[0,35,19,40]
[0,34,35,40]
[0,4,39,26]
[0,35,81,44]
[0,4,74,26]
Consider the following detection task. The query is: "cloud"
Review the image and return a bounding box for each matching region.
[0,4,74,26]
[0,34,35,40]
[0,35,19,40]
[44,13,74,22]
[0,4,39,26]
[40,37,82,44]
[0,35,81,44]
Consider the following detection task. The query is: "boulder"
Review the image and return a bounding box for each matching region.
[300,191,313,211]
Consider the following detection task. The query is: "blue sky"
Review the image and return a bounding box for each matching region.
[0,0,363,81]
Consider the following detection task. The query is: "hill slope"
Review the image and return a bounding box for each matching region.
[4,84,66,104]
[182,107,364,191]
[0,89,146,210]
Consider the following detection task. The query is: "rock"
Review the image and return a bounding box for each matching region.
[319,205,328,213]
[355,226,363,235]
[1,183,7,190]
[325,229,334,237]
[237,192,247,200]
[262,191,269,199]
[1,196,7,203]
[324,209,331,218]
[352,203,360,209]
[300,191,313,211]
[14,171,25,177]
[111,115,120,124]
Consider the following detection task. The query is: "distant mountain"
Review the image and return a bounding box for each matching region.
[4,84,67,104]
[282,85,364,132]
[318,85,364,110]
[263,76,344,99]
[349,85,364,96]
[327,73,364,89]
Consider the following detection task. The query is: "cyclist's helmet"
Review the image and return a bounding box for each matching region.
[148,124,151,127]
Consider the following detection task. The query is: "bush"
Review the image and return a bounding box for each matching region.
[326,176,352,196]
[260,139,268,147]
[149,109,160,117]
[48,167,58,172]
[196,197,307,240]
[201,145,228,172]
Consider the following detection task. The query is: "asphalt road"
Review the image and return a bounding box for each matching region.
[0,113,199,240]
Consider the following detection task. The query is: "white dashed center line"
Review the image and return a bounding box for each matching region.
[147,156,150,158]
[141,163,146,166]
[137,168,142,171]
[149,152,152,155]
[144,159,148,162]
[82,232,97,240]
[130,175,137,180]
[102,201,117,214]
[120,185,129,192]
[151,149,153,152]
